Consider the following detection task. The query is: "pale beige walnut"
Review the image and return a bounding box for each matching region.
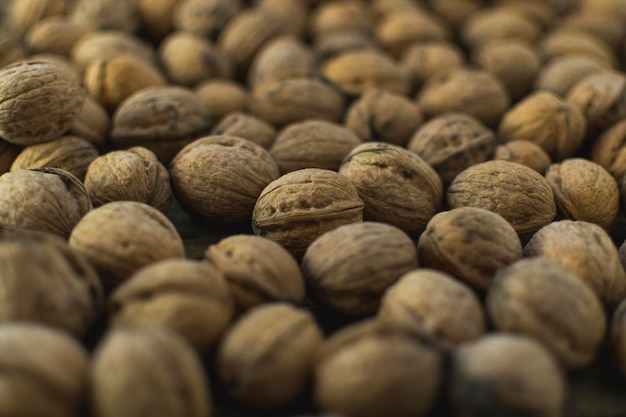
[418,207,522,290]
[447,160,556,237]
[314,319,442,417]
[250,78,345,128]
[494,140,552,174]
[0,230,103,337]
[69,0,139,32]
[591,120,626,180]
[217,303,324,409]
[534,56,608,97]
[24,17,90,56]
[195,80,249,121]
[11,135,98,180]
[69,201,185,287]
[0,32,25,69]
[109,259,234,352]
[91,327,212,417]
[252,168,364,259]
[173,0,241,38]
[313,31,377,62]
[309,0,373,38]
[270,120,361,174]
[345,89,423,147]
[523,220,626,307]
[539,29,618,68]
[378,269,485,350]
[401,41,465,89]
[339,142,442,235]
[7,0,70,37]
[84,147,172,212]
[135,0,180,41]
[449,334,566,417]
[0,323,89,417]
[417,68,511,127]
[70,30,155,70]
[256,0,308,38]
[0,60,85,145]
[303,222,418,316]
[211,112,276,149]
[407,113,495,186]
[0,139,22,175]
[0,168,91,238]
[487,258,606,369]
[111,85,212,163]
[611,299,626,377]
[170,135,279,224]
[460,7,542,48]
[205,234,305,313]
[545,158,619,229]
[69,95,110,149]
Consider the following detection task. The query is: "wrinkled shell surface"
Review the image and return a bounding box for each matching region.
[566,71,626,131]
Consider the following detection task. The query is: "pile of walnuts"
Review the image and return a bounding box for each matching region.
[1,0,626,416]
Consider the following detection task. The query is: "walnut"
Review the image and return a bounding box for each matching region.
[460,7,542,48]
[497,0,555,29]
[591,120,626,180]
[534,55,608,97]
[69,0,139,32]
[69,201,185,287]
[493,140,552,174]
[69,95,110,149]
[84,146,172,212]
[135,0,179,41]
[309,0,373,38]
[170,135,279,224]
[217,303,324,409]
[407,113,495,186]
[252,168,364,259]
[429,0,482,27]
[195,79,249,121]
[211,112,276,149]
[487,258,606,369]
[257,0,309,38]
[539,29,618,68]
[0,31,25,69]
[559,11,624,53]
[0,60,85,145]
[24,16,90,56]
[339,142,442,235]
[173,0,241,38]
[7,0,70,37]
[313,31,377,61]
[401,41,465,89]
[378,269,486,350]
[0,139,22,175]
[371,0,421,17]
[91,327,212,417]
[523,220,626,307]
[70,30,155,70]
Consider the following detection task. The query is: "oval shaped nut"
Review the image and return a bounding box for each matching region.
[309,1,373,38]
[211,112,276,149]
[493,140,552,174]
[487,258,607,369]
[69,0,139,32]
[135,0,180,41]
[401,41,465,89]
[447,160,556,237]
[7,0,71,37]
[611,299,626,377]
[70,30,155,70]
[252,168,364,259]
[0,60,85,145]
[460,8,542,48]
[0,32,26,69]
[195,80,249,121]
[534,55,607,97]
[173,0,242,38]
[24,16,91,56]
[591,119,626,180]
[69,95,110,148]
[540,29,618,68]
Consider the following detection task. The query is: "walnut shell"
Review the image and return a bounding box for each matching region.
[539,29,618,68]
[591,120,626,180]
[69,0,139,32]
[339,142,442,235]
[135,0,179,41]
[195,79,249,121]
[252,168,364,259]
[534,55,608,97]
[493,140,552,174]
[460,7,542,48]
[429,0,482,27]
[400,41,465,88]
[256,0,308,38]
[24,16,90,56]
[313,31,378,62]
[309,0,373,38]
[7,0,70,37]
[70,30,155,70]
[173,0,241,38]
[211,112,276,149]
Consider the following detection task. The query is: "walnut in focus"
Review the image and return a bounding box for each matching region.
[493,140,552,174]
[211,112,276,149]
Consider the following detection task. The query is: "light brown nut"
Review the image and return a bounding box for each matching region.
[378,269,486,350]
[109,259,234,352]
[70,30,155,70]
[91,327,212,417]
[252,168,364,259]
[339,142,442,235]
[256,0,309,38]
[314,319,442,417]
[205,234,305,313]
[69,0,139,32]
[313,31,378,62]
[447,160,556,237]
[0,32,25,69]
[84,147,171,212]
[611,299,626,377]
[534,55,608,97]
[69,95,110,149]
[418,207,522,290]
[7,0,70,37]
[309,0,374,38]
[559,11,624,53]
[539,29,618,68]
[0,60,85,145]
[0,168,91,238]
[69,201,185,287]
[493,140,552,174]
[135,0,180,41]
[371,0,421,17]
[303,222,418,316]
[460,7,542,48]
[170,135,279,224]
[0,139,23,175]
[523,220,626,307]
[0,323,89,417]
[173,0,241,38]
[591,120,626,181]
[449,334,566,417]
[24,16,90,56]
[195,80,249,121]
[401,41,465,89]
[487,258,606,369]
[211,112,276,149]
[496,0,555,29]
[270,120,361,174]
[428,0,482,27]
[217,303,324,409]
[407,113,495,186]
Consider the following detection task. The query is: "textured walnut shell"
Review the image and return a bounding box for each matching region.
[205,234,305,313]
[539,29,618,68]
[7,0,70,37]
[303,222,418,316]
[534,56,608,97]
[345,89,423,147]
[0,323,89,417]
[611,299,626,377]
[418,207,522,290]
[84,147,172,212]
[545,158,619,229]
[211,112,276,149]
[109,259,234,352]
[309,0,373,38]
[447,160,556,236]
[417,68,511,127]
[0,168,91,238]
[69,201,185,287]
[69,0,139,32]
[135,0,179,41]
[0,139,22,175]
[173,0,241,38]
[69,95,110,148]
[195,80,249,121]
[0,32,25,69]
[401,41,465,88]
[0,60,85,145]
[170,135,279,224]
[378,269,486,350]
[407,113,495,186]
[24,16,90,56]
[523,220,626,307]
[339,142,442,235]
[111,85,212,163]
[217,303,324,409]
[494,140,552,174]
[0,230,103,336]
[314,319,442,417]
[10,135,98,180]
[270,120,361,174]
[449,334,566,417]
[91,327,212,417]
[591,120,626,180]
[487,258,606,369]
[460,8,542,48]
[252,168,364,258]
[70,30,155,70]
[497,91,587,161]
